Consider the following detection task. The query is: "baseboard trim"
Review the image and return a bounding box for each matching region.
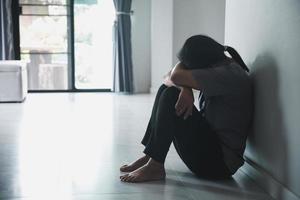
[241,158,300,200]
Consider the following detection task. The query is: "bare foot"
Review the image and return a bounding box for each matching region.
[120,155,150,172]
[120,159,166,183]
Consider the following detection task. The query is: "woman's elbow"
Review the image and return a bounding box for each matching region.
[170,72,181,85]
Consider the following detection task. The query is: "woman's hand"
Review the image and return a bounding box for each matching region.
[175,87,194,120]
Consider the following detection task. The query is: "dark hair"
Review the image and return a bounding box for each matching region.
[177,35,249,72]
[225,46,249,72]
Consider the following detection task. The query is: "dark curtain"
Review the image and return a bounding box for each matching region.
[113,0,134,93]
[0,0,16,60]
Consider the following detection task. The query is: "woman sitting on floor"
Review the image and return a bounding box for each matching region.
[120,35,253,183]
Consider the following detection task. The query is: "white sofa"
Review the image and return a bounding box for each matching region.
[0,61,28,102]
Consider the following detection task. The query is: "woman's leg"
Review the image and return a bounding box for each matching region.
[142,86,181,163]
[120,84,168,172]
[121,86,230,182]
[143,90,231,179]
[173,114,232,179]
[121,86,181,182]
[141,84,168,146]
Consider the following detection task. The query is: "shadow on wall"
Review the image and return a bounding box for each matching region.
[246,53,288,197]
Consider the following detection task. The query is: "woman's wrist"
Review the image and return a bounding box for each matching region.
[181,86,192,93]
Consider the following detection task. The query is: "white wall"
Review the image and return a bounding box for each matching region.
[131,0,151,93]
[150,0,226,92]
[132,0,226,92]
[173,0,225,65]
[150,0,174,92]
[225,1,300,199]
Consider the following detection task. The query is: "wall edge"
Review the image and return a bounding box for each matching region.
[241,158,300,200]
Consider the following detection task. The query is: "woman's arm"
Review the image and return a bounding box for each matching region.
[163,70,175,87]
[163,64,196,119]
[175,87,194,119]
[170,62,200,90]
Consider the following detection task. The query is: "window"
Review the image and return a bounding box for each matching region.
[19,0,115,91]
[19,0,71,90]
[74,0,115,89]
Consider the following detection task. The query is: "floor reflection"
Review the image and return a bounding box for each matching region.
[0,93,272,200]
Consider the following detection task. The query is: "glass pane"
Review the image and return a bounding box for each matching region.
[21,53,69,90]
[19,1,71,90]
[20,16,68,53]
[74,0,115,89]
[22,5,67,15]
[75,0,98,5]
[20,0,67,5]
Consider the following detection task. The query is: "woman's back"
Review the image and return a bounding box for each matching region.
[191,60,253,173]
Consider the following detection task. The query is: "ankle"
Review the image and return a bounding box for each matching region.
[147,158,164,168]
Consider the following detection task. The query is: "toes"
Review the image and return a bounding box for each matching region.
[120,173,136,182]
[123,174,132,182]
[120,164,128,170]
[120,164,134,172]
[120,164,128,169]
[120,173,130,182]
[126,175,136,182]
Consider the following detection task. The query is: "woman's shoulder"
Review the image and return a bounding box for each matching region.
[214,59,248,75]
[213,58,238,68]
[212,59,251,86]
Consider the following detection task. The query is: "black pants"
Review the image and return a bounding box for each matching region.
[142,84,231,179]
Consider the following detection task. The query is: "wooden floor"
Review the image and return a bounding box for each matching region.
[0,93,273,200]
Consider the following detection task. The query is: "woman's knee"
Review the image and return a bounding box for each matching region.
[159,86,180,105]
[164,86,180,94]
[158,84,168,92]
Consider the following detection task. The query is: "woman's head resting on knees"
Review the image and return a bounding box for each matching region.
[177,35,249,72]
